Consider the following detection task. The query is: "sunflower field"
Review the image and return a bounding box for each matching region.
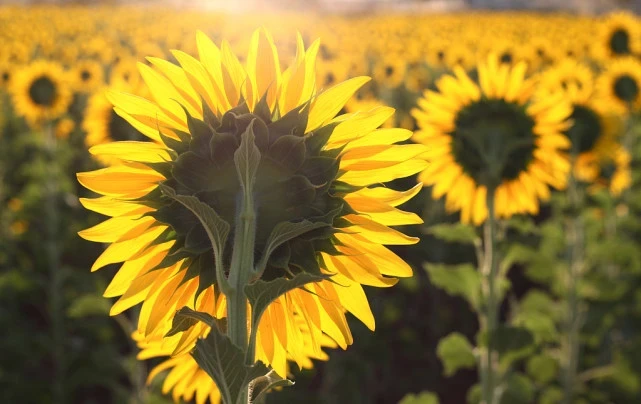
[3,4,641,404]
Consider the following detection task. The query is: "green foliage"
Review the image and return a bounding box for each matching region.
[426,223,478,245]
[526,354,558,385]
[436,332,476,377]
[424,263,481,310]
[398,391,440,404]
[192,325,270,404]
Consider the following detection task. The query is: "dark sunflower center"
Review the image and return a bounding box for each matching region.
[150,99,345,290]
[599,161,617,181]
[108,109,144,141]
[437,51,445,61]
[566,104,602,155]
[1,72,8,83]
[500,52,513,64]
[385,66,394,77]
[451,98,536,187]
[28,76,57,106]
[610,28,631,55]
[81,70,91,81]
[614,75,639,103]
[324,72,335,86]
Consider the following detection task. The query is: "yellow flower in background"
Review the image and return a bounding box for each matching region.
[412,55,572,224]
[55,117,75,140]
[72,59,105,93]
[594,11,641,60]
[83,83,145,165]
[578,144,632,197]
[598,56,641,116]
[10,60,73,124]
[77,28,426,394]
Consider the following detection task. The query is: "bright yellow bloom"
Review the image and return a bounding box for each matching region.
[78,28,426,401]
[412,55,572,224]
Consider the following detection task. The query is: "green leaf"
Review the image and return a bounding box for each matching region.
[539,387,564,404]
[424,263,481,310]
[426,223,478,244]
[192,325,269,404]
[67,294,110,318]
[244,273,328,357]
[234,119,262,192]
[159,184,230,292]
[526,354,558,384]
[255,220,330,276]
[466,384,482,404]
[493,326,535,369]
[251,370,295,404]
[398,391,440,404]
[500,373,535,404]
[165,306,224,337]
[436,332,476,377]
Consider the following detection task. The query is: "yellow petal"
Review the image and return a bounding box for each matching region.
[306,76,370,132]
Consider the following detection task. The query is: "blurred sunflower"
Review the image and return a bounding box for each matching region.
[595,11,641,60]
[539,59,594,102]
[10,60,72,124]
[598,56,641,115]
[83,83,145,165]
[78,28,426,391]
[578,144,632,197]
[373,56,407,88]
[412,55,572,224]
[72,59,105,93]
[0,60,13,89]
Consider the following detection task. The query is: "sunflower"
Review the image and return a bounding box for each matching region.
[83,83,146,165]
[594,11,641,60]
[538,59,595,102]
[10,60,73,124]
[411,55,572,224]
[77,28,426,393]
[72,59,105,93]
[0,60,13,90]
[597,56,641,115]
[373,56,407,88]
[576,144,632,197]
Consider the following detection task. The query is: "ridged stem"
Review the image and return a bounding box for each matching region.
[481,187,498,404]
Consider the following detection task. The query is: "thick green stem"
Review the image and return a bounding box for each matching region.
[481,187,498,404]
[563,173,584,404]
[44,125,65,404]
[227,187,257,404]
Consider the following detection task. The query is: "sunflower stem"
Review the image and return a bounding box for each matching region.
[44,123,65,404]
[481,187,498,404]
[563,172,585,404]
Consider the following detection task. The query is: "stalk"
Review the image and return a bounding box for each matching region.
[481,187,498,404]
[563,172,584,404]
[44,124,65,404]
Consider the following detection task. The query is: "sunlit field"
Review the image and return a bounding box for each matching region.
[2,4,641,404]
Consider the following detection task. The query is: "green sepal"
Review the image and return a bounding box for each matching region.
[436,332,476,377]
[253,93,272,124]
[289,239,324,275]
[160,129,190,155]
[255,220,330,277]
[268,104,309,144]
[268,134,306,172]
[144,161,173,178]
[423,263,481,311]
[191,324,269,404]
[173,151,215,192]
[304,121,339,155]
[178,104,213,159]
[202,97,220,128]
[300,156,340,187]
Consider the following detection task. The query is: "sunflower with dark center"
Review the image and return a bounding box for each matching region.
[586,145,632,197]
[83,83,146,165]
[412,55,572,224]
[598,57,641,115]
[10,60,72,125]
[595,11,641,60]
[539,60,621,185]
[73,59,104,92]
[77,29,427,401]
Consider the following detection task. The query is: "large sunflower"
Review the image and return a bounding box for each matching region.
[78,28,426,396]
[10,60,73,124]
[597,56,641,115]
[412,55,572,224]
